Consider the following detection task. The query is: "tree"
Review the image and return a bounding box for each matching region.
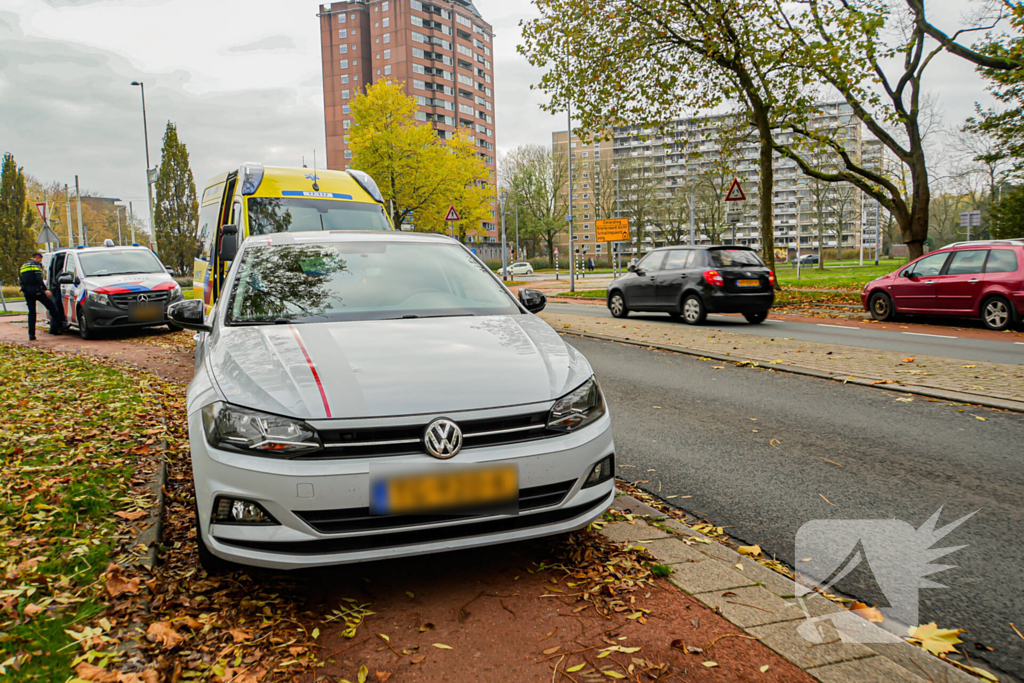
[520,0,825,273]
[0,153,35,284]
[989,184,1024,239]
[154,122,199,274]
[349,80,492,236]
[500,144,569,260]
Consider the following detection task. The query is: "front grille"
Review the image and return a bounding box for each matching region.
[110,291,170,309]
[295,480,575,534]
[217,495,609,556]
[304,410,553,460]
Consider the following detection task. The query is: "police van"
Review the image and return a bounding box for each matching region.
[43,242,182,339]
[195,164,392,308]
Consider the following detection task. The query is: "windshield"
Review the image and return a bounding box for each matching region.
[226,242,520,324]
[709,249,764,267]
[79,250,164,277]
[248,198,390,234]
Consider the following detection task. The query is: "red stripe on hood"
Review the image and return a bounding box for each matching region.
[289,325,332,418]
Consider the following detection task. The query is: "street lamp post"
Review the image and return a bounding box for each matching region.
[499,191,508,282]
[131,81,159,254]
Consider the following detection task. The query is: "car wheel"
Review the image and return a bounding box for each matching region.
[981,296,1013,331]
[77,306,95,340]
[681,294,706,325]
[193,500,234,574]
[868,292,895,322]
[609,292,629,318]
[743,310,768,324]
[167,322,182,333]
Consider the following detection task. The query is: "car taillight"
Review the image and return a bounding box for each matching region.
[768,270,776,287]
[703,270,725,287]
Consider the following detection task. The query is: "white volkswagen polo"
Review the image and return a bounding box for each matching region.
[169,230,615,571]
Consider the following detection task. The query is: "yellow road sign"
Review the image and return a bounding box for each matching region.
[595,218,630,242]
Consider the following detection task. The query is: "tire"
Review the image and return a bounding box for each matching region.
[681,294,707,325]
[609,291,629,318]
[868,292,895,322]
[167,322,182,333]
[194,500,234,574]
[77,306,95,340]
[981,296,1013,331]
[743,310,768,324]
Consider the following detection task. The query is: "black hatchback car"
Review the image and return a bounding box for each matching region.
[607,246,775,324]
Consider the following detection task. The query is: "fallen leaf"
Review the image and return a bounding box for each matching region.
[907,622,964,656]
[962,365,977,369]
[760,664,770,673]
[850,602,885,623]
[312,627,320,639]
[75,663,118,682]
[974,415,986,421]
[419,623,434,632]
[895,397,914,403]
[567,663,586,673]
[405,591,415,598]
[902,357,915,363]
[23,603,45,617]
[228,628,251,643]
[114,509,148,521]
[432,643,453,650]
[737,545,762,557]
[410,655,426,664]
[147,622,185,649]
[357,665,369,683]
[543,646,561,655]
[374,671,391,682]
[603,671,626,679]
[703,661,719,668]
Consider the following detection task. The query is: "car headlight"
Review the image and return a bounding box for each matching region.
[171,283,183,299]
[202,402,321,456]
[547,377,606,432]
[87,291,110,306]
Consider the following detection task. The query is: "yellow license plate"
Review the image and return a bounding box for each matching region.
[372,466,518,515]
[737,279,760,287]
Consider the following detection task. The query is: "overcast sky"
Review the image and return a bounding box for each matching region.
[0,0,1002,228]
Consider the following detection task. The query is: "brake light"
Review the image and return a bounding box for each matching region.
[703,269,725,287]
[768,270,776,287]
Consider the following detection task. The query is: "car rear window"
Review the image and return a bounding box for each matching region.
[985,250,1019,273]
[709,249,764,267]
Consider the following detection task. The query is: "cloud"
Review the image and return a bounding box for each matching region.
[226,34,296,53]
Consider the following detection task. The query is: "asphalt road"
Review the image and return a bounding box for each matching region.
[549,302,1024,365]
[571,335,1024,680]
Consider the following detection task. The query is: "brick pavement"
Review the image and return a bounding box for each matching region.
[539,311,1024,409]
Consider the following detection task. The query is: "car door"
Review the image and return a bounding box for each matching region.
[935,249,987,314]
[61,255,80,323]
[889,252,949,313]
[656,249,694,308]
[982,248,1021,300]
[626,251,665,309]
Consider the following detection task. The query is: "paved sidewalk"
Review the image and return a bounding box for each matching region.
[608,496,984,683]
[540,311,1024,411]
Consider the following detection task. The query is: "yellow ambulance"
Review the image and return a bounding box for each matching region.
[194,164,392,307]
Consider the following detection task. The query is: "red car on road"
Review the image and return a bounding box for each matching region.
[862,240,1024,330]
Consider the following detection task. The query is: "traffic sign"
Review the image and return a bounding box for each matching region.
[37,226,60,244]
[960,210,981,228]
[725,178,746,202]
[35,202,48,223]
[595,218,630,242]
[445,205,461,221]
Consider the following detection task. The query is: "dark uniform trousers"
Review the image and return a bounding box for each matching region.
[19,260,60,339]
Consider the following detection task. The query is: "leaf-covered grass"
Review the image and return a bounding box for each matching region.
[554,289,608,299]
[0,344,168,679]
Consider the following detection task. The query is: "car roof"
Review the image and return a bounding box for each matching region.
[241,230,460,247]
[652,245,755,251]
[62,246,155,255]
[940,240,1024,250]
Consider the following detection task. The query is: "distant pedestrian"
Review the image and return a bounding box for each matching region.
[587,257,595,272]
[19,252,60,341]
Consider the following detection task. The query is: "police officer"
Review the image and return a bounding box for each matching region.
[19,252,61,340]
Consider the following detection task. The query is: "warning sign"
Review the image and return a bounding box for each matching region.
[595,218,630,242]
[35,202,48,223]
[725,178,746,202]
[444,205,461,221]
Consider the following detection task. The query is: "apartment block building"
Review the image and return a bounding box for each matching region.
[551,130,616,261]
[555,103,884,259]
[318,0,499,252]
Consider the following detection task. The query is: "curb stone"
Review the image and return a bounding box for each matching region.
[559,329,1024,414]
[135,442,168,570]
[599,495,984,683]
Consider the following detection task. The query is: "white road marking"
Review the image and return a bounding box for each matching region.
[1015,342,1024,346]
[902,332,957,339]
[816,324,861,330]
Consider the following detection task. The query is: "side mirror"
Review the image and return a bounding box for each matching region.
[900,269,913,278]
[627,263,637,273]
[167,299,211,332]
[166,267,175,275]
[57,272,76,285]
[518,288,547,314]
[219,224,238,262]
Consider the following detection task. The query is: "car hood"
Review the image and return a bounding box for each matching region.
[206,315,592,420]
[86,272,177,294]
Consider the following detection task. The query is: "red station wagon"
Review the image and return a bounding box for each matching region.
[862,240,1024,330]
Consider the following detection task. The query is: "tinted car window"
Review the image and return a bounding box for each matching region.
[985,249,1019,273]
[663,250,692,269]
[710,249,764,267]
[906,252,948,277]
[945,250,987,275]
[247,198,390,234]
[636,251,666,272]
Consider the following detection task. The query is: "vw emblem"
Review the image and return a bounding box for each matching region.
[424,418,463,459]
[137,293,150,303]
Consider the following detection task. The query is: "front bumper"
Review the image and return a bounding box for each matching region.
[189,410,616,570]
[82,296,180,329]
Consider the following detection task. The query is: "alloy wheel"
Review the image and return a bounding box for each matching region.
[684,298,701,323]
[984,299,1010,330]
[609,294,625,317]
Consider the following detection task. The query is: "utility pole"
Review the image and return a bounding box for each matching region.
[615,165,621,277]
[688,185,695,247]
[129,201,137,244]
[565,40,575,294]
[64,184,73,248]
[514,202,519,262]
[131,81,159,253]
[499,192,508,281]
[116,206,124,245]
[75,175,84,247]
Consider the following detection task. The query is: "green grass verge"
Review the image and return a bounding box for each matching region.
[0,346,168,679]
[555,290,608,299]
[775,264,896,290]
